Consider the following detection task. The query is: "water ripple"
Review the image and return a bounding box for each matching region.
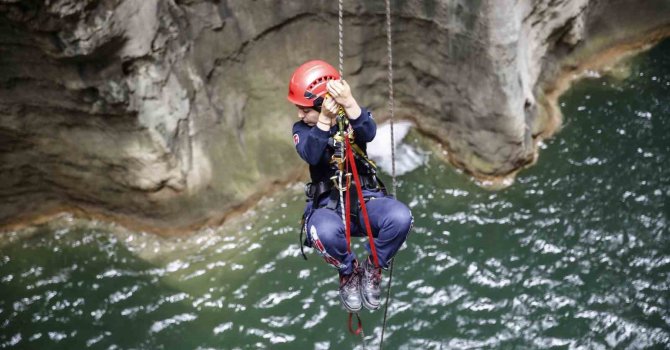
[1,41,669,349]
[150,313,198,333]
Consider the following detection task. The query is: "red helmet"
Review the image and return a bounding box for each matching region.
[287,60,340,106]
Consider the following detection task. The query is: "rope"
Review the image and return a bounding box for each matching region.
[345,136,381,268]
[335,1,397,348]
[336,0,346,229]
[380,0,395,348]
[337,129,346,232]
[337,3,367,349]
[386,0,396,197]
[348,313,368,349]
[338,0,344,76]
[359,321,368,350]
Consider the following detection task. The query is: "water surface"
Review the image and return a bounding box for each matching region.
[1,40,669,349]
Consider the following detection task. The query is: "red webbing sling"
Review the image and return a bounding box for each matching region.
[344,135,380,268]
[345,158,352,253]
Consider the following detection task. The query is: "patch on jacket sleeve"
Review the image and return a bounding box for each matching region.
[293,133,300,145]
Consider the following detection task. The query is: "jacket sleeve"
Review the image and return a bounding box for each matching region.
[292,121,330,165]
[348,107,376,143]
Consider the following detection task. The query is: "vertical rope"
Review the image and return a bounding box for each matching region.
[338,166,346,230]
[336,0,346,242]
[338,0,344,77]
[359,318,368,350]
[386,0,396,196]
[380,0,395,349]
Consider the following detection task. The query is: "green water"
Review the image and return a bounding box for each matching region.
[1,40,669,349]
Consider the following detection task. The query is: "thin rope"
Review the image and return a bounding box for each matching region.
[386,2,396,197]
[338,0,344,77]
[338,167,346,231]
[380,257,394,349]
[380,0,395,348]
[358,314,369,350]
[336,0,346,245]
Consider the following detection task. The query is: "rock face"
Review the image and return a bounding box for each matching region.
[0,0,668,231]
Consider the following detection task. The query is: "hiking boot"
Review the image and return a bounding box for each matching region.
[361,256,382,310]
[339,266,362,312]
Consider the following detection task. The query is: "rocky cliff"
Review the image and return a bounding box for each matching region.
[1,0,668,232]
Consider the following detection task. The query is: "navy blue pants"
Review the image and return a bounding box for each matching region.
[305,190,413,275]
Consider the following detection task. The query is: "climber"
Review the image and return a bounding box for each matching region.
[288,60,413,312]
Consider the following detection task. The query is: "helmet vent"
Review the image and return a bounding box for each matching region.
[307,75,336,91]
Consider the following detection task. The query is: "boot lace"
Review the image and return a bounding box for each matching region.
[364,263,382,289]
[341,269,360,292]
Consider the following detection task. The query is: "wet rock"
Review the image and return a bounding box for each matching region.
[0,0,668,231]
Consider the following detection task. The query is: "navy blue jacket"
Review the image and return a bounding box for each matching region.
[292,107,376,184]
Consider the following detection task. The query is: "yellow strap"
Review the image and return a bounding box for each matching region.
[329,104,377,170]
[349,141,377,169]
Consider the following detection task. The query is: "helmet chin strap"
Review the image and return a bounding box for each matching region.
[311,96,324,112]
